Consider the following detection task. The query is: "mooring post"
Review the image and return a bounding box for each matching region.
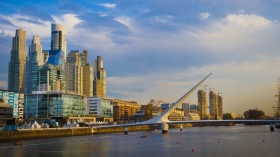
[270,123,274,131]
[124,126,128,134]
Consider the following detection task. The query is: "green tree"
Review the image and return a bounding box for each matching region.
[243,109,265,120]
[223,113,233,120]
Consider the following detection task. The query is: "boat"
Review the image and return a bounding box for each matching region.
[15,140,26,146]
[140,135,148,138]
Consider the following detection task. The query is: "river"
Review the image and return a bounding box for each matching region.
[0,125,279,157]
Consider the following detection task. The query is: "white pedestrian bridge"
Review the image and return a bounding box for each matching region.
[94,73,280,133]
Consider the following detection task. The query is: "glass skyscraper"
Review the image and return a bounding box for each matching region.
[25,36,44,94]
[8,29,26,93]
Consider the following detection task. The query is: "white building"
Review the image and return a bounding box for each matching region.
[87,97,113,118]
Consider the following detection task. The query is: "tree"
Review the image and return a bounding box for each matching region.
[243,109,265,120]
[223,113,233,120]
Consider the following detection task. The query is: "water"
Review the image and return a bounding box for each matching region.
[0,125,280,157]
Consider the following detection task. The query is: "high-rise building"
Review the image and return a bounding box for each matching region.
[198,90,207,119]
[209,90,218,119]
[65,50,93,96]
[218,95,223,119]
[65,50,83,95]
[25,36,44,94]
[38,64,66,91]
[8,29,26,93]
[93,56,106,98]
[182,103,190,110]
[81,50,93,96]
[51,23,66,61]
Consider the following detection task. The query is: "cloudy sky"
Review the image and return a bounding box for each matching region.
[0,0,280,116]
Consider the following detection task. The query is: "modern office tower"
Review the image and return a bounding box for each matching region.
[8,28,26,93]
[38,64,66,91]
[24,91,86,118]
[218,95,223,119]
[209,90,218,119]
[51,23,66,61]
[93,56,106,98]
[81,50,93,96]
[25,36,44,94]
[198,90,207,118]
[65,50,83,95]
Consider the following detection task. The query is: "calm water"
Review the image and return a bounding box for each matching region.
[0,125,280,157]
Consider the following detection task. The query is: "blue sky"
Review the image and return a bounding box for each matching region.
[0,0,280,115]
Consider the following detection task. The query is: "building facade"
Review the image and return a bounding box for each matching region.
[8,28,26,93]
[209,90,218,119]
[198,90,207,119]
[25,36,44,94]
[38,64,66,92]
[87,97,112,118]
[218,95,223,120]
[93,56,106,98]
[51,23,66,61]
[81,50,93,97]
[0,90,24,122]
[65,51,83,95]
[112,99,141,123]
[24,91,86,118]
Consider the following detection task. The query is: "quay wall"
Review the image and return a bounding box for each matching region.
[0,122,235,142]
[0,125,152,142]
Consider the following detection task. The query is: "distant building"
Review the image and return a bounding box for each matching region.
[161,103,172,110]
[184,112,200,120]
[112,99,141,123]
[8,28,26,93]
[198,90,207,118]
[24,91,86,118]
[190,104,197,111]
[93,56,106,98]
[25,36,44,94]
[182,103,189,110]
[0,102,13,125]
[87,97,112,118]
[168,109,184,121]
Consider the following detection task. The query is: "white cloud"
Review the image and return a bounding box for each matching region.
[200,13,210,19]
[99,3,116,9]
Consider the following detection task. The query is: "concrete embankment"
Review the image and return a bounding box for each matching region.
[0,125,152,142]
[0,122,235,142]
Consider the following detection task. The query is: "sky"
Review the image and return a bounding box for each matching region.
[0,0,280,116]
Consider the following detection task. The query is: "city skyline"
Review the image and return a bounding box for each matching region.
[0,1,280,115]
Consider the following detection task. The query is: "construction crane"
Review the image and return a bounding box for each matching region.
[144,99,165,121]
